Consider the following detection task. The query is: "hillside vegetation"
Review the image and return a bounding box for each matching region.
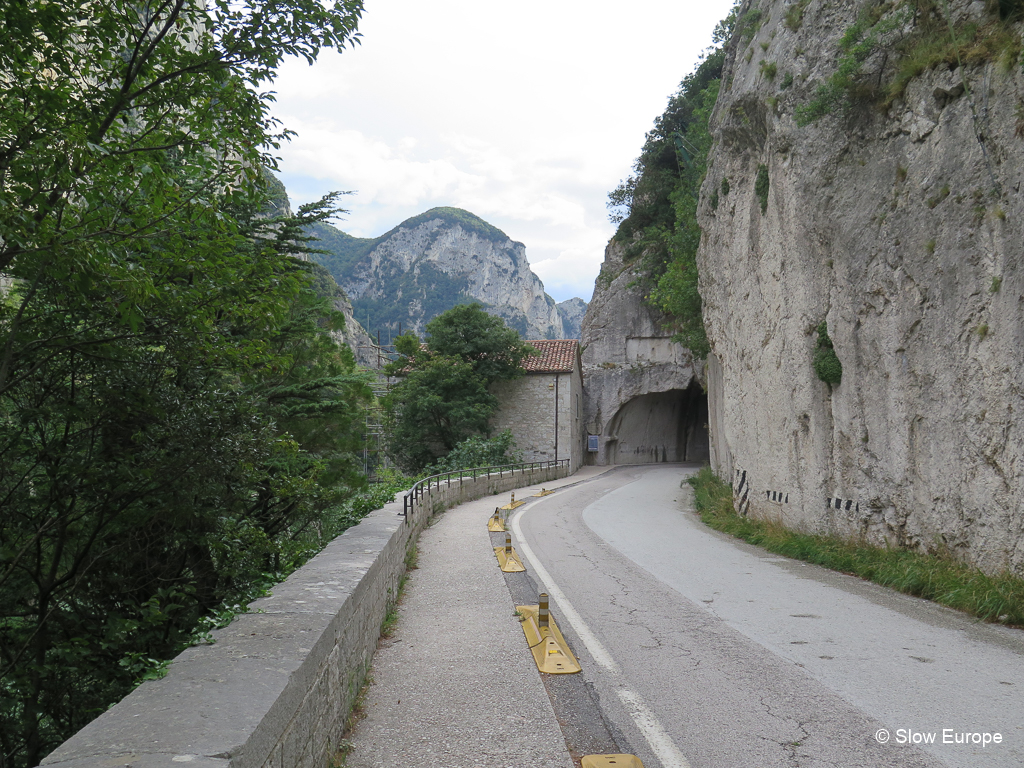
[605,6,738,357]
[0,2,370,764]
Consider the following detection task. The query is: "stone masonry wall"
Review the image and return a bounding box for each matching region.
[42,463,570,768]
[491,374,584,472]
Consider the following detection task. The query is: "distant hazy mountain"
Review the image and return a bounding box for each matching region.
[309,207,586,340]
[556,297,588,340]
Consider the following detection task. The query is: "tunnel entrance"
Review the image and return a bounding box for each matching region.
[605,380,709,465]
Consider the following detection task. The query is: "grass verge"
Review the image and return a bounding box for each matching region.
[687,467,1024,626]
[380,543,418,638]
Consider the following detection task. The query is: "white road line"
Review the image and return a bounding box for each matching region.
[511,502,692,768]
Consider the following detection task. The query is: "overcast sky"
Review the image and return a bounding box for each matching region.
[270,0,737,304]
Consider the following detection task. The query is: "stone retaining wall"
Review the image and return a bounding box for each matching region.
[42,463,569,768]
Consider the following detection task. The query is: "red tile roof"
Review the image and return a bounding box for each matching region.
[522,339,579,374]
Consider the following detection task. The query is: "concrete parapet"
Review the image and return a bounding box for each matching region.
[42,463,570,768]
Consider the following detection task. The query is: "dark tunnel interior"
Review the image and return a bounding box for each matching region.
[604,380,709,465]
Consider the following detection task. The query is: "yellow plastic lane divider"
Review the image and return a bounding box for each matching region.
[532,487,555,497]
[515,592,581,674]
[581,756,645,768]
[494,532,526,572]
[487,507,505,532]
[500,491,526,511]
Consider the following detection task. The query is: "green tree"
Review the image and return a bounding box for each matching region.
[243,283,374,550]
[382,305,532,472]
[0,1,366,764]
[424,303,533,381]
[606,3,736,358]
[383,354,496,470]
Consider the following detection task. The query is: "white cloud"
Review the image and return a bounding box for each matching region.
[270,0,737,302]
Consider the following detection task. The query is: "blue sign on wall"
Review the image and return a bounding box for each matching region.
[587,435,599,452]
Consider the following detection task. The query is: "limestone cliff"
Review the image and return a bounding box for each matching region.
[305,263,379,368]
[312,208,574,339]
[700,0,1023,573]
[556,297,588,339]
[580,241,708,465]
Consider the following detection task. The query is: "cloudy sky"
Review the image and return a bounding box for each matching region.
[270,0,737,304]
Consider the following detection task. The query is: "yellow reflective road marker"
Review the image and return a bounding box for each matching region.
[500,491,526,511]
[494,533,526,572]
[487,507,505,532]
[515,592,581,674]
[532,487,555,497]
[581,756,645,768]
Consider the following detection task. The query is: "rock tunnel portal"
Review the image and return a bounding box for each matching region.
[604,382,709,465]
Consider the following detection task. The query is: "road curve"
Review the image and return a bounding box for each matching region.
[514,464,1023,768]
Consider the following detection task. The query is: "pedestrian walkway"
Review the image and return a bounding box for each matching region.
[343,467,613,768]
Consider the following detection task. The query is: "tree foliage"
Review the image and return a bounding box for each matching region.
[605,4,737,359]
[382,305,532,471]
[425,430,523,475]
[424,303,532,382]
[812,321,843,386]
[0,1,367,765]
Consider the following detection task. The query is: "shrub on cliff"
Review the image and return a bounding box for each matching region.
[813,322,843,386]
[605,4,738,359]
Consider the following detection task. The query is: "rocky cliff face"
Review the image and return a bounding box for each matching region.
[314,208,576,340]
[305,263,379,368]
[580,241,708,465]
[263,176,380,368]
[556,297,588,339]
[699,0,1023,573]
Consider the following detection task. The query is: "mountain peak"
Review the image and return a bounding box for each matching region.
[310,206,585,340]
[390,207,511,244]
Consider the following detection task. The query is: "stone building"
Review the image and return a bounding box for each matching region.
[490,339,584,472]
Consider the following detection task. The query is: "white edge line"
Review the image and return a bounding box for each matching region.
[511,500,692,768]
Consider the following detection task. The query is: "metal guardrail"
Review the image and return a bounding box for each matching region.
[401,459,570,519]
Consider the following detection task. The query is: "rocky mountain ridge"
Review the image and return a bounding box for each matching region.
[311,207,586,340]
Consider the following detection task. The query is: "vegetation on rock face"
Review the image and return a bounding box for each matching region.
[605,5,738,359]
[795,0,1024,126]
[382,305,534,471]
[354,261,472,334]
[0,0,367,763]
[784,0,812,32]
[755,164,771,214]
[813,321,843,386]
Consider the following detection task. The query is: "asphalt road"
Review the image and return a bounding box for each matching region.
[512,464,1024,768]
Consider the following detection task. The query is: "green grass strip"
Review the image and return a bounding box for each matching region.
[687,467,1024,626]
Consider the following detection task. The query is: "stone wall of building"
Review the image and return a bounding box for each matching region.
[491,371,584,472]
